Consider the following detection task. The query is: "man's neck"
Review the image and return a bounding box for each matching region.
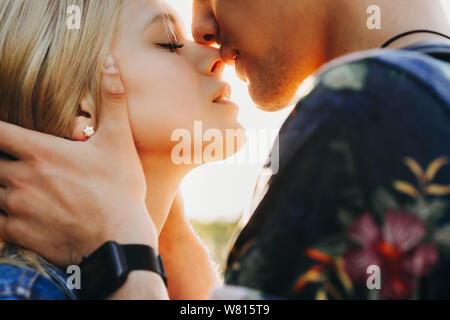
[383,32,450,50]
[324,0,450,60]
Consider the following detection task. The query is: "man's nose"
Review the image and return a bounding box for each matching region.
[192,4,219,45]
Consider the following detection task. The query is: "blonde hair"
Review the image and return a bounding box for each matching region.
[0,0,124,275]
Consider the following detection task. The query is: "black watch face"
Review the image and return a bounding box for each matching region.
[79,242,127,299]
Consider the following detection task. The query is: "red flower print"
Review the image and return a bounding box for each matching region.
[343,211,438,299]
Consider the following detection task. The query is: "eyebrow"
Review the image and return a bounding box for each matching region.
[142,13,179,33]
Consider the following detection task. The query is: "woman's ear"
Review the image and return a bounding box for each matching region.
[71,94,97,141]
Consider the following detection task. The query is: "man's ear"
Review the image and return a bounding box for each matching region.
[70,93,97,141]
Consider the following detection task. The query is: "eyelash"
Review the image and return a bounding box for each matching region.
[155,42,185,53]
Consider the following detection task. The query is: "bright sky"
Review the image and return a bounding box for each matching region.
[171,0,450,223]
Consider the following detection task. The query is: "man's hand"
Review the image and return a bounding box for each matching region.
[0,55,157,266]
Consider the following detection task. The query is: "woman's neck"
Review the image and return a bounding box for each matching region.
[139,154,193,234]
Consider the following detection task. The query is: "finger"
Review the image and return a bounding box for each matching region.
[0,192,30,245]
[0,210,11,243]
[0,186,5,212]
[0,157,21,187]
[93,54,133,143]
[0,215,24,247]
[0,121,59,160]
[0,213,5,242]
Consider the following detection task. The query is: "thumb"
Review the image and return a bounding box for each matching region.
[93,54,133,143]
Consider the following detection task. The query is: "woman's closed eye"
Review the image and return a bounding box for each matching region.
[155,42,184,53]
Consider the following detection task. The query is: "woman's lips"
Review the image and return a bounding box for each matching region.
[211,82,239,113]
[212,83,232,103]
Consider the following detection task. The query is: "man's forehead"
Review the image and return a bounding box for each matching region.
[193,0,249,14]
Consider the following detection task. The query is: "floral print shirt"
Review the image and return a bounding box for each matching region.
[224,41,450,300]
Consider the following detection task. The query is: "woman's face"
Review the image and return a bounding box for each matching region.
[111,0,244,162]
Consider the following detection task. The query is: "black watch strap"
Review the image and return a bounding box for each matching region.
[77,242,167,300]
[122,244,167,286]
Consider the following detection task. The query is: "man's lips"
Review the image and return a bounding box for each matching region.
[220,45,246,81]
[220,47,239,66]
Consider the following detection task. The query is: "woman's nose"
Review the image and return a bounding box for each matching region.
[198,46,225,77]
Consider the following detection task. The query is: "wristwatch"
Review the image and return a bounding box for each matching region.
[76,241,167,300]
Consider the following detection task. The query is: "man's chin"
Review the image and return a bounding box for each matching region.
[248,84,293,112]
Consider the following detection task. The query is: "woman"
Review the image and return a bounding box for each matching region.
[0,0,245,299]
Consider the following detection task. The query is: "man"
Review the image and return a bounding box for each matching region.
[0,0,449,299]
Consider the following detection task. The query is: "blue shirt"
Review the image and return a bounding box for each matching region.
[0,255,76,300]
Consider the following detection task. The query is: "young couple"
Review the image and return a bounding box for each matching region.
[0,0,449,300]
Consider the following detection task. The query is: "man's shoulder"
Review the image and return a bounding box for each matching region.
[0,263,67,300]
[285,43,450,131]
[316,42,450,82]
[306,42,450,109]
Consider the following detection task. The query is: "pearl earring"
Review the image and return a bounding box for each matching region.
[83,126,95,138]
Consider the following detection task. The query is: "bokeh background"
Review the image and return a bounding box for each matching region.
[169,0,450,276]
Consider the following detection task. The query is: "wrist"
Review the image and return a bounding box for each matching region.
[77,241,167,300]
[159,190,188,244]
[75,206,159,263]
[159,215,191,248]
[109,217,159,250]
[108,270,169,300]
